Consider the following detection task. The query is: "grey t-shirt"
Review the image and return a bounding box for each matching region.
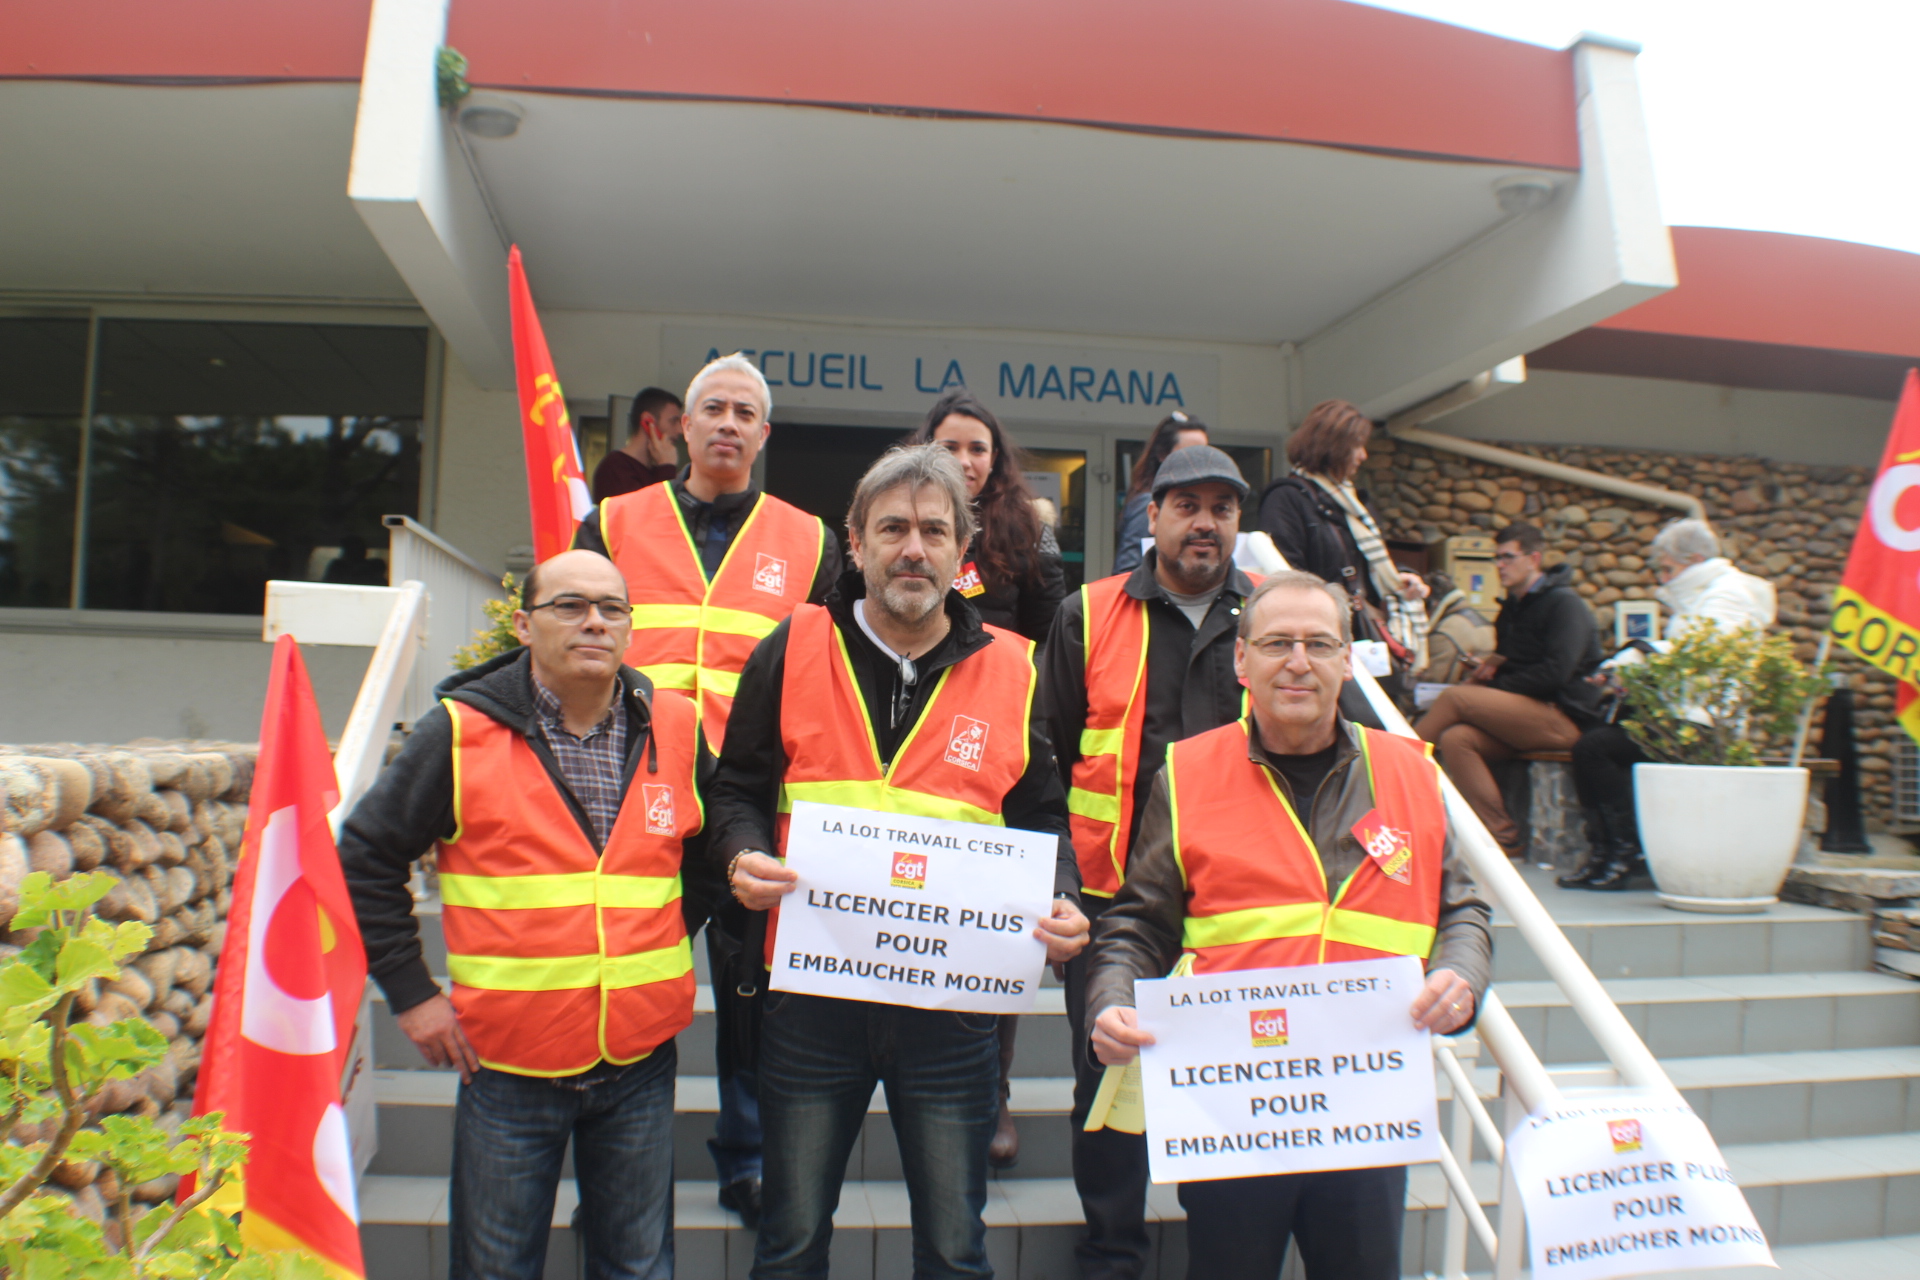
[1160,582,1224,630]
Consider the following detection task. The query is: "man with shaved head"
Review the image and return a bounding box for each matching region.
[341,548,719,1280]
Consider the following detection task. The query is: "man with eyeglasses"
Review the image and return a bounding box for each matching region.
[340,549,718,1280]
[1040,444,1261,1280]
[1084,571,1490,1280]
[1414,521,1605,861]
[575,351,839,1225]
[711,444,1090,1279]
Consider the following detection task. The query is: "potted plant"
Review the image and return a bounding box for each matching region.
[1618,623,1826,913]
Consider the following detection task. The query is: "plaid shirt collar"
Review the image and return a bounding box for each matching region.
[530,677,617,742]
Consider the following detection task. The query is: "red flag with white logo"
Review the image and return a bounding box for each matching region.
[192,636,367,1277]
[509,245,593,563]
[1832,368,1920,741]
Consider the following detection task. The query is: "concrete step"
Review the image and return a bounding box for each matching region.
[1466,1233,1920,1280]
[1492,972,1920,1064]
[1492,866,1874,983]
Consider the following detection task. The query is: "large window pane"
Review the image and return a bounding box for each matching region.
[0,318,88,607]
[83,321,427,614]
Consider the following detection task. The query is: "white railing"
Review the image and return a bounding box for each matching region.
[383,514,507,726]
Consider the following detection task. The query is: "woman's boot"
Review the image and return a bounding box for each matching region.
[1585,800,1646,891]
[1556,807,1614,889]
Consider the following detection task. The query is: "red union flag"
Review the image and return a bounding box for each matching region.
[509,244,593,563]
[192,637,367,1278]
[1832,369,1920,740]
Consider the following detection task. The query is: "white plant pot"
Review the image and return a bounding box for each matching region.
[1633,764,1809,914]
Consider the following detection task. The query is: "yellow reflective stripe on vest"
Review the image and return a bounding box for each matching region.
[1079,726,1124,757]
[1181,902,1435,957]
[631,604,704,630]
[1324,908,1435,957]
[440,873,595,910]
[448,938,693,992]
[1067,786,1120,823]
[447,953,600,991]
[602,938,694,989]
[639,663,699,690]
[701,667,741,698]
[778,780,1004,828]
[631,604,780,640]
[1182,903,1323,950]
[599,874,683,909]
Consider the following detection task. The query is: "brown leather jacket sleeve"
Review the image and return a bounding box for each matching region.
[1084,768,1493,1037]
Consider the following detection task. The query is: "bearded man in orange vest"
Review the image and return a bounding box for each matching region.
[575,351,838,1224]
[340,549,716,1280]
[1040,444,1258,1280]
[712,444,1091,1280]
[1085,571,1492,1280]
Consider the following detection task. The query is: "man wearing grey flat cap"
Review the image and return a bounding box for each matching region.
[1040,444,1260,1279]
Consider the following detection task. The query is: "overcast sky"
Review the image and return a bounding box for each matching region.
[1359,1,1920,256]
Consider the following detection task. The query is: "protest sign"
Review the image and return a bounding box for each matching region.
[1135,955,1438,1183]
[772,801,1055,1013]
[1507,1091,1773,1280]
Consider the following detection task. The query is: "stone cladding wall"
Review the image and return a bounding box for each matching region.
[1358,437,1899,821]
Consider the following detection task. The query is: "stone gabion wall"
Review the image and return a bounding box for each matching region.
[1359,437,1897,820]
[0,742,255,1227]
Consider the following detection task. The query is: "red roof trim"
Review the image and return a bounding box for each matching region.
[1598,227,1920,361]
[1,0,373,81]
[446,0,1580,169]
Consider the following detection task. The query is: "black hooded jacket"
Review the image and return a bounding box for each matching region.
[337,649,719,1016]
[1490,561,1606,723]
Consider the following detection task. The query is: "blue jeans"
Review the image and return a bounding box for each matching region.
[449,1042,677,1280]
[707,925,763,1185]
[752,992,1000,1279]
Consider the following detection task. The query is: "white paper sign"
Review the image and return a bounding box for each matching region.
[772,801,1055,1013]
[1507,1091,1774,1280]
[1135,955,1439,1184]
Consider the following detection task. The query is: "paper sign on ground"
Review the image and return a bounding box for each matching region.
[1135,955,1439,1183]
[772,801,1054,1013]
[1507,1091,1774,1280]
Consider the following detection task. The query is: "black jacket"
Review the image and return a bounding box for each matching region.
[706,569,1081,900]
[1042,555,1260,858]
[1255,475,1383,608]
[337,649,719,1016]
[1492,562,1606,722]
[574,472,841,600]
[964,526,1067,643]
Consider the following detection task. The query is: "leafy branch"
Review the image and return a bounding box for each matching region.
[1619,623,1826,767]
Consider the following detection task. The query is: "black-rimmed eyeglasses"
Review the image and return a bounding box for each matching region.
[525,596,633,623]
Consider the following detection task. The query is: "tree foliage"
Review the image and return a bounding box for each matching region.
[451,573,523,671]
[1619,623,1826,767]
[0,873,326,1279]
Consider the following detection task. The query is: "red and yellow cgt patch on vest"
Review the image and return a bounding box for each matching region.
[953,561,986,598]
[1352,809,1415,885]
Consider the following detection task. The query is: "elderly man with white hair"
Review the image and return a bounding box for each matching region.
[1558,519,1776,890]
[575,351,841,1225]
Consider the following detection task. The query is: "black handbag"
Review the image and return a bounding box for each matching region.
[706,907,770,1072]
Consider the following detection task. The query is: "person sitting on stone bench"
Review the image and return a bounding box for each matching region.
[1415,522,1605,860]
[1558,518,1777,890]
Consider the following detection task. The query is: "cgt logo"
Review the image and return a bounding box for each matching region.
[952,562,986,598]
[945,715,989,771]
[890,852,928,889]
[643,784,676,835]
[1250,1008,1289,1047]
[753,552,788,596]
[1607,1118,1644,1153]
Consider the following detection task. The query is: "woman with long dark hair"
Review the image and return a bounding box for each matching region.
[1113,412,1209,574]
[904,390,1063,1170]
[908,390,1066,643]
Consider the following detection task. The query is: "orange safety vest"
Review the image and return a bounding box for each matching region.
[437,690,703,1076]
[600,482,826,749]
[766,602,1039,962]
[1067,573,1257,897]
[1168,719,1445,974]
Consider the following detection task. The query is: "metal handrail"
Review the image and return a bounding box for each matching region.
[383,514,507,726]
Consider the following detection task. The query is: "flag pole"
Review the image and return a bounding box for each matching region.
[1789,631,1833,769]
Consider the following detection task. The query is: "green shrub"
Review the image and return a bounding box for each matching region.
[1619,623,1825,767]
[451,573,523,671]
